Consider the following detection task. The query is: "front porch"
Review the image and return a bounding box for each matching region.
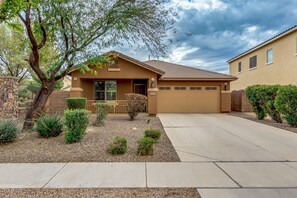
[71,78,151,114]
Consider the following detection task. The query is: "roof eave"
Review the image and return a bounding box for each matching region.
[159,77,237,81]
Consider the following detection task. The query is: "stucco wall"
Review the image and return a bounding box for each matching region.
[0,77,18,118]
[229,30,297,90]
[70,57,158,115]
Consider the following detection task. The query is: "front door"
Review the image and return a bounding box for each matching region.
[134,84,147,96]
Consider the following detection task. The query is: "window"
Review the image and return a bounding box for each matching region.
[190,87,202,90]
[94,81,116,101]
[266,49,273,63]
[205,87,217,90]
[238,62,242,72]
[159,87,171,90]
[249,55,257,69]
[174,87,186,90]
[295,38,297,54]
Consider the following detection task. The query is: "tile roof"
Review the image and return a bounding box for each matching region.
[145,60,237,80]
[228,25,297,63]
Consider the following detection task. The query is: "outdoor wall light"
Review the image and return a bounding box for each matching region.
[151,78,155,88]
[224,82,228,91]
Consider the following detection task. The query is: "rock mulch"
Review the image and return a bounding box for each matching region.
[0,188,200,198]
[230,112,297,134]
[0,114,180,163]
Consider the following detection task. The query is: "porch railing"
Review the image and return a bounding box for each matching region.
[86,100,148,114]
[86,100,128,114]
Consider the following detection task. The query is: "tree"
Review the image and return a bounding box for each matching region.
[0,0,173,131]
[0,22,29,82]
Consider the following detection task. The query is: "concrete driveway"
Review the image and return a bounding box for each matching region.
[159,114,297,198]
[159,114,297,162]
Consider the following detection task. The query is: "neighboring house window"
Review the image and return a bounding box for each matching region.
[238,62,242,72]
[249,55,257,69]
[266,49,273,63]
[94,81,116,101]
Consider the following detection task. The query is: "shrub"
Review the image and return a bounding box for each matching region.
[137,137,154,155]
[126,93,147,120]
[108,136,128,155]
[246,85,266,120]
[0,120,18,143]
[65,97,87,109]
[35,114,63,137]
[64,109,90,143]
[275,85,297,127]
[144,129,161,142]
[246,85,282,123]
[93,102,112,126]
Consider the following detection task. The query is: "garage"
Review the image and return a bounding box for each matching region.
[157,85,221,113]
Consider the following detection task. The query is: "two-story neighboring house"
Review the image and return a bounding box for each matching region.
[228,25,297,91]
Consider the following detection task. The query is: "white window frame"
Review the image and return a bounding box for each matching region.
[266,48,273,64]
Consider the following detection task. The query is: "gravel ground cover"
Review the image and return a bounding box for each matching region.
[0,114,180,163]
[0,188,201,198]
[230,112,297,134]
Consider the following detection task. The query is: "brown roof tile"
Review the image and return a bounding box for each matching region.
[145,60,237,81]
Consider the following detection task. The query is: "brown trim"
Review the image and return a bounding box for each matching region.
[158,78,237,81]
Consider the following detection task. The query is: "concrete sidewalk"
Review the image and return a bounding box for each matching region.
[0,162,237,188]
[1,162,297,189]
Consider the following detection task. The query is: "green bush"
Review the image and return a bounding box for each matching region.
[275,85,297,127]
[0,120,18,143]
[126,93,147,120]
[246,85,266,120]
[108,136,128,155]
[65,97,87,109]
[246,85,282,123]
[144,129,161,142]
[35,114,63,137]
[93,102,112,126]
[137,137,154,155]
[64,109,90,143]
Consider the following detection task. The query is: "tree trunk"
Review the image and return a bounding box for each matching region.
[22,83,54,132]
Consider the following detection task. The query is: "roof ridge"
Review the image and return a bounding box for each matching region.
[145,59,236,78]
[228,25,297,62]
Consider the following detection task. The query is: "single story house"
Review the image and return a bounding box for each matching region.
[68,51,237,116]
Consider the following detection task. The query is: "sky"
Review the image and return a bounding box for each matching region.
[114,0,297,74]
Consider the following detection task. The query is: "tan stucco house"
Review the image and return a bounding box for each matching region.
[229,25,297,91]
[69,51,236,116]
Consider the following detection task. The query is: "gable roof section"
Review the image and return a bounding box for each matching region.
[145,60,237,81]
[68,51,165,75]
[110,51,165,75]
[228,25,297,63]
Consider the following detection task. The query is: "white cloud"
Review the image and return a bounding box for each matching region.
[161,46,199,63]
[172,0,228,11]
[239,26,279,48]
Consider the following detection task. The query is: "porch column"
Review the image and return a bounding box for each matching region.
[70,77,83,97]
[147,88,158,116]
[70,87,83,97]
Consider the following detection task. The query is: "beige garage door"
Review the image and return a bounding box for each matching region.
[157,86,220,113]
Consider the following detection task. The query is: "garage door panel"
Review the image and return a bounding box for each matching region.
[157,86,220,113]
